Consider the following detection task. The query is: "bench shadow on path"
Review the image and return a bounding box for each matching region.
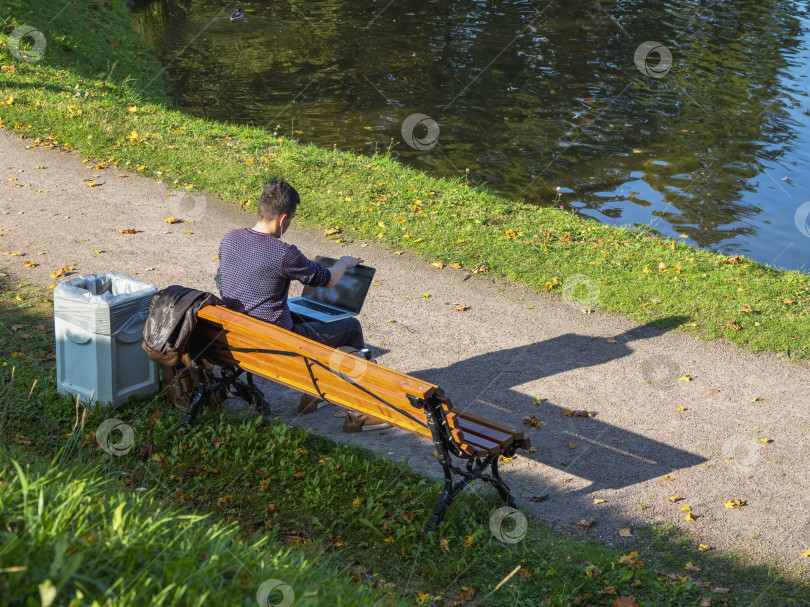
[396,315,706,500]
[256,315,705,505]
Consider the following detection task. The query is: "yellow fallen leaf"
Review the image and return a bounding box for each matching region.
[619,552,643,568]
[803,550,810,558]
[23,261,36,268]
[456,305,470,312]
[677,406,686,411]
[722,499,746,509]
[757,437,771,444]
[136,165,147,171]
[577,517,595,528]
[681,505,691,512]
[569,442,577,449]
[49,266,73,279]
[562,409,595,418]
[323,227,341,236]
[618,528,632,537]
[685,562,701,572]
[36,189,48,193]
[751,397,762,402]
[86,180,100,187]
[678,375,692,382]
[439,538,450,553]
[668,496,682,503]
[165,216,181,224]
[593,498,606,505]
[129,130,139,141]
[93,249,103,254]
[685,512,696,521]
[606,337,618,343]
[350,497,361,510]
[118,228,136,234]
[127,104,138,113]
[383,536,395,545]
[432,261,444,269]
[463,535,475,548]
[661,475,676,482]
[697,544,711,552]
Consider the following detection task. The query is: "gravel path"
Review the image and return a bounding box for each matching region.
[1,128,808,577]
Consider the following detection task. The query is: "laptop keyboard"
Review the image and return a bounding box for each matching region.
[295,299,344,316]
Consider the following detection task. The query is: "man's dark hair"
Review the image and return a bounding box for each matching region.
[257,179,300,221]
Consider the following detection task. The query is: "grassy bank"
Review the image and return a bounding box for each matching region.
[1,277,808,606]
[0,0,809,363]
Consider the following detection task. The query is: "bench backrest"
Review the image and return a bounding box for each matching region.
[194,306,529,457]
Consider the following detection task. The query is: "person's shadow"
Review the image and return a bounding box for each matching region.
[393,315,706,497]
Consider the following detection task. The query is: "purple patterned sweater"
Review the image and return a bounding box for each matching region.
[217,228,331,329]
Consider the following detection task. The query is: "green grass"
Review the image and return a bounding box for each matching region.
[1,276,808,606]
[0,0,809,364]
[0,451,395,606]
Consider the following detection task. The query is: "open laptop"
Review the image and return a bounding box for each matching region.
[287,256,376,323]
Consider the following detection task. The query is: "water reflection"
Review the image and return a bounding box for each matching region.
[131,0,810,271]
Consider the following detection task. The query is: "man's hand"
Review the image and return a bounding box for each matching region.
[326,256,364,287]
[339,255,364,268]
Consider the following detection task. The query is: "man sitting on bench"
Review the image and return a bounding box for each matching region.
[216,178,391,432]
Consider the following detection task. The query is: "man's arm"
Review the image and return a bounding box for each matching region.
[326,256,364,287]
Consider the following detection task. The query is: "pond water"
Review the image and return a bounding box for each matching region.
[131,0,810,272]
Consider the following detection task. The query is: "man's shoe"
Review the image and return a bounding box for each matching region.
[298,394,329,414]
[342,411,392,432]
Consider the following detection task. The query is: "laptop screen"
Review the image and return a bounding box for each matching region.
[300,256,376,313]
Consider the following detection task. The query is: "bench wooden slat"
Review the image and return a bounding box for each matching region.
[447,412,514,449]
[198,307,440,399]
[196,324,430,414]
[447,425,501,455]
[195,306,531,457]
[440,396,531,451]
[195,307,489,454]
[196,326,436,439]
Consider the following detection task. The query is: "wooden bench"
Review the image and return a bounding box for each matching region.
[179,305,531,531]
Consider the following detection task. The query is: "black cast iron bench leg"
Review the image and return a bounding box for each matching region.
[179,382,208,429]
